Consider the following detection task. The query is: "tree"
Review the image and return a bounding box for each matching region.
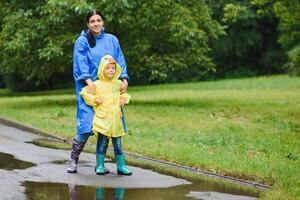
[269,0,300,75]
[0,0,93,91]
[0,0,224,91]
[223,0,300,76]
[120,0,225,83]
[209,0,286,78]
[0,1,6,88]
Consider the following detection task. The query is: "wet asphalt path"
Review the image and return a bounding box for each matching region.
[0,123,190,199]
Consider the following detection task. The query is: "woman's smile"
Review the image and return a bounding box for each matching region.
[88,15,104,35]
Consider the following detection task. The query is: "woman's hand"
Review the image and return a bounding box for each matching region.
[120,78,128,94]
[119,98,126,107]
[86,79,96,95]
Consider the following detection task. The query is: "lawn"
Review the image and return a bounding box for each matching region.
[0,75,299,199]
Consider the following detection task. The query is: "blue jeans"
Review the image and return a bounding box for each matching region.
[96,133,123,155]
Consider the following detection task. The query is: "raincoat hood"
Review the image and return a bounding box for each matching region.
[98,55,122,82]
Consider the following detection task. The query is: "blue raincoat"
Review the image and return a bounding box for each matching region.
[73,30,129,135]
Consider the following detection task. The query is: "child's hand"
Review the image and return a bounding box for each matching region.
[119,98,126,107]
[95,97,103,105]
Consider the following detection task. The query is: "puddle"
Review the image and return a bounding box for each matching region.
[23,180,260,200]
[0,139,261,199]
[0,150,260,199]
[0,152,35,170]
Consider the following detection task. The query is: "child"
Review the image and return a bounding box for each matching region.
[80,55,132,176]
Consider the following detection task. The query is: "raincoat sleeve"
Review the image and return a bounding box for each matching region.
[120,93,131,104]
[79,86,98,107]
[73,37,91,81]
[113,36,129,80]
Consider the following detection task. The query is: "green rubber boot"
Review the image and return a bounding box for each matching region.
[115,188,125,200]
[96,187,104,200]
[116,155,132,176]
[95,154,106,175]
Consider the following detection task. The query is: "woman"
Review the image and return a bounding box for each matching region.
[67,10,129,173]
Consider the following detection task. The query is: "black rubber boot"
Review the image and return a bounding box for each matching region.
[67,138,86,173]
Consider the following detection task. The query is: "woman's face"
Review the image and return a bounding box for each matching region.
[87,14,104,35]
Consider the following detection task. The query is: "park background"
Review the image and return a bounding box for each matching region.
[0,1,299,199]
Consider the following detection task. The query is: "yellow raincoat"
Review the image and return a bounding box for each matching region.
[80,55,131,138]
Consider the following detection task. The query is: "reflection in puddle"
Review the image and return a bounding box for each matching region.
[0,152,35,170]
[23,181,259,200]
[69,185,125,200]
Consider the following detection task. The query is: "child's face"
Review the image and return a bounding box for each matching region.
[104,63,116,80]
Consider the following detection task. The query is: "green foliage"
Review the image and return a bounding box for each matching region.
[209,0,286,78]
[285,44,300,76]
[272,1,300,75]
[0,0,94,91]
[223,3,248,23]
[104,0,224,83]
[0,0,223,90]
[224,0,300,76]
[1,0,298,90]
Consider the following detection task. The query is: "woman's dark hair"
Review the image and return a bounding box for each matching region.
[86,10,104,48]
[86,10,104,23]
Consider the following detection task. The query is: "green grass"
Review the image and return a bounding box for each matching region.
[0,75,299,199]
